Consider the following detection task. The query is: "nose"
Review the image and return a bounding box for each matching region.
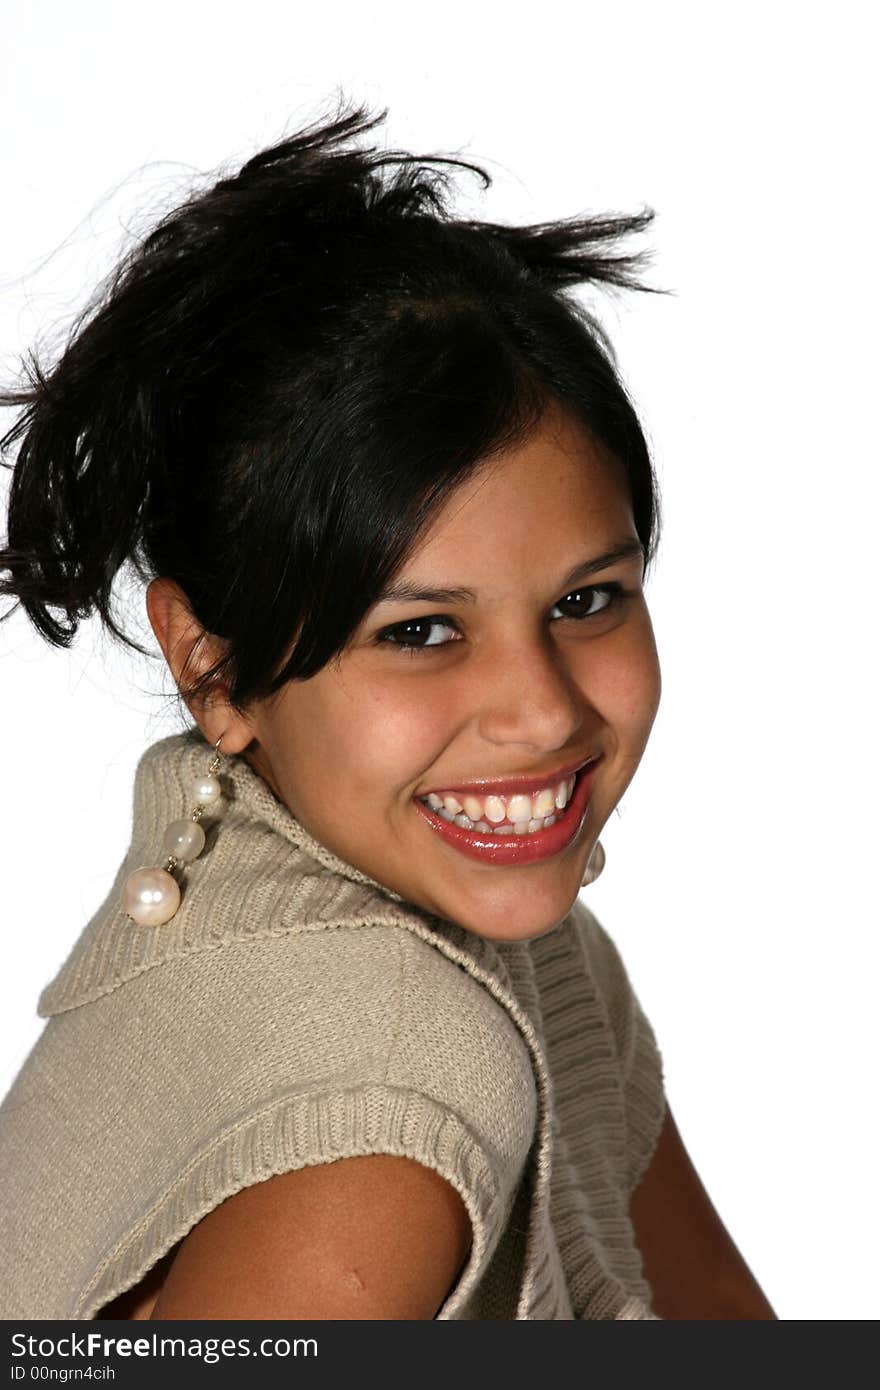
[474,630,585,754]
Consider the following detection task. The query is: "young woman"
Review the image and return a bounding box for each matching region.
[0,102,776,1320]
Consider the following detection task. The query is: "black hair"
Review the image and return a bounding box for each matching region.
[0,98,663,715]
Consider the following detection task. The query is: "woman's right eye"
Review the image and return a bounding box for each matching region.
[378,616,460,653]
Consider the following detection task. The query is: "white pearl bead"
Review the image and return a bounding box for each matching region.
[581,840,606,887]
[121,867,181,926]
[192,774,222,806]
[162,818,206,863]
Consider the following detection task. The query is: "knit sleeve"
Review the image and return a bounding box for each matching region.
[572,899,666,1196]
[0,923,536,1320]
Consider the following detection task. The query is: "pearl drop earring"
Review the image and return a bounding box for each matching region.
[581,839,605,887]
[121,734,226,926]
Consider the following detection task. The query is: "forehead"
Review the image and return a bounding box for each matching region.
[410,409,632,564]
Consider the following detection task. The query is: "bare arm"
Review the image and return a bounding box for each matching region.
[629,1099,777,1319]
[150,1153,472,1320]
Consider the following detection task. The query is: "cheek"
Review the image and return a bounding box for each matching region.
[309,674,463,795]
[573,614,662,740]
[621,621,662,742]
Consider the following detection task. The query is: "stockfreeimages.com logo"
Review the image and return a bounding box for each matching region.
[11,1331,317,1366]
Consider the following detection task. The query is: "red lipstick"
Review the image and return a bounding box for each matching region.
[413,756,601,867]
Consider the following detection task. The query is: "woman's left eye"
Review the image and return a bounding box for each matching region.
[549,583,624,621]
[377,584,626,655]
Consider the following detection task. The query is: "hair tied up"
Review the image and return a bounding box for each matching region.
[1,94,662,716]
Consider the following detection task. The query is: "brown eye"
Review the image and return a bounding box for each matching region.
[551,584,624,620]
[379,616,460,651]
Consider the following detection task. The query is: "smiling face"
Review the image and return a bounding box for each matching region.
[239,404,662,942]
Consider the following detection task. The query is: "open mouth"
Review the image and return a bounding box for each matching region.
[412,756,601,867]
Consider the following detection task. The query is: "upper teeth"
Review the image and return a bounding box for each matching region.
[420,774,577,832]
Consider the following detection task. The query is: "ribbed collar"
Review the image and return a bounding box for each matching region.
[37,723,520,1016]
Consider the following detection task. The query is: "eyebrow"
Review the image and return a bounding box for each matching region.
[374,539,646,606]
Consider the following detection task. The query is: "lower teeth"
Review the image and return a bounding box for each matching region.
[432,806,560,835]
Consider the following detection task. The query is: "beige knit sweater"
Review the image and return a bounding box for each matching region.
[0,726,665,1320]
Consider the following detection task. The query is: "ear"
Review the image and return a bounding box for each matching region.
[145,577,257,756]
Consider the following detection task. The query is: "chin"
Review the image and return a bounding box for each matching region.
[449,895,575,944]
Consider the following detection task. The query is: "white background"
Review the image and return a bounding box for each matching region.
[1,0,877,1321]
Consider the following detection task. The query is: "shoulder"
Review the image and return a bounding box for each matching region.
[135,928,534,1320]
[149,1150,473,1318]
[37,916,535,1116]
[8,919,537,1317]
